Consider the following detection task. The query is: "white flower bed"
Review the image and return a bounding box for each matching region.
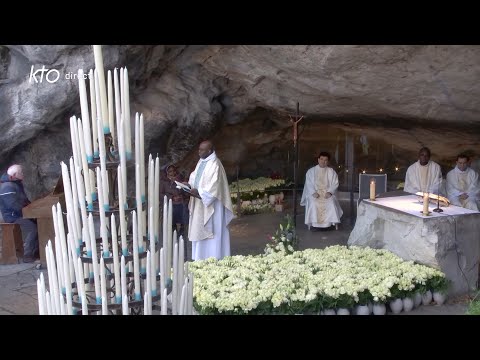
[189,246,446,315]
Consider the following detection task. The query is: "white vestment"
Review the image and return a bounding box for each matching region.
[188,151,234,261]
[404,160,442,194]
[300,165,343,228]
[446,166,480,211]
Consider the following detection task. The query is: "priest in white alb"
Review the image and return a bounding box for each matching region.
[446,153,479,211]
[300,151,343,231]
[404,147,442,194]
[187,140,234,261]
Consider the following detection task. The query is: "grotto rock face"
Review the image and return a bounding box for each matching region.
[1,45,480,198]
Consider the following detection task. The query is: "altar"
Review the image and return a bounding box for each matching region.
[348,192,480,295]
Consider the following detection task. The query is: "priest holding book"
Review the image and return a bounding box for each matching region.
[187,140,234,261]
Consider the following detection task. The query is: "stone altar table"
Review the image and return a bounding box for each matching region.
[348,193,480,295]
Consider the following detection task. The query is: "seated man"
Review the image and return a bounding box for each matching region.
[300,151,343,231]
[159,164,190,259]
[0,164,39,263]
[446,153,479,211]
[404,147,442,194]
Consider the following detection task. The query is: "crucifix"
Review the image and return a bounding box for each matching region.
[288,102,304,230]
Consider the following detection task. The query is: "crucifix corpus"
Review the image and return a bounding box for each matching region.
[288,102,304,230]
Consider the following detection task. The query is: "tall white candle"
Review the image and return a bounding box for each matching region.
[76,123,93,210]
[110,214,122,304]
[145,251,151,314]
[117,166,128,256]
[114,68,121,150]
[172,241,178,315]
[101,296,108,315]
[89,169,97,202]
[45,291,53,315]
[140,114,146,202]
[95,71,109,209]
[159,247,165,310]
[56,202,68,291]
[148,156,153,229]
[179,283,186,315]
[93,45,109,134]
[100,257,108,314]
[120,255,128,305]
[88,214,101,304]
[167,200,173,279]
[82,294,88,315]
[132,211,141,300]
[107,70,115,144]
[69,116,80,173]
[162,196,168,256]
[74,164,89,239]
[122,294,129,315]
[119,117,127,201]
[89,69,99,158]
[154,157,160,246]
[179,236,184,291]
[135,113,140,203]
[149,207,157,296]
[96,168,109,257]
[78,68,93,162]
[77,257,86,307]
[37,277,45,315]
[62,251,73,315]
[123,67,132,159]
[46,241,60,315]
[161,288,168,315]
[69,158,82,250]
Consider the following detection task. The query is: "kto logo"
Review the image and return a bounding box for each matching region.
[29,65,60,84]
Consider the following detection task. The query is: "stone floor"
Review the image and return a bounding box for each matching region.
[0,199,472,315]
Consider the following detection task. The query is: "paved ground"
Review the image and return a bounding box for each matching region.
[0,198,472,315]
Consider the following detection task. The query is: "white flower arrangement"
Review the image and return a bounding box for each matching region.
[189,246,447,315]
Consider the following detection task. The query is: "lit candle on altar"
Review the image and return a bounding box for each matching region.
[79,69,93,162]
[140,114,146,202]
[111,214,122,304]
[117,166,128,255]
[370,179,376,200]
[132,211,141,300]
[107,70,115,144]
[93,45,109,134]
[423,192,430,215]
[89,69,99,158]
[89,213,101,304]
[123,67,132,159]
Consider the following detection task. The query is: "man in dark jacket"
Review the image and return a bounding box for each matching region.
[0,164,39,263]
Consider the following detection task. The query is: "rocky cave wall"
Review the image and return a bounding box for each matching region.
[1,45,480,199]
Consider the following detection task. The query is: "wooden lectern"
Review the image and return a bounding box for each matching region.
[22,177,65,265]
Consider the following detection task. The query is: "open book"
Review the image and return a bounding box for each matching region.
[175,181,201,199]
